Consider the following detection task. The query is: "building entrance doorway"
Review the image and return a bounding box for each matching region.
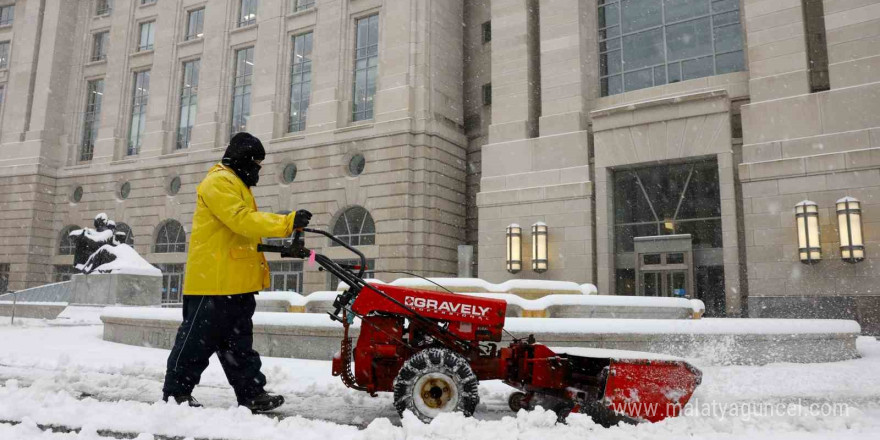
[634,235,694,298]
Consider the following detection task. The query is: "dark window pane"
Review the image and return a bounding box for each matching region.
[667,252,685,264]
[675,219,723,248]
[711,0,739,13]
[643,254,662,265]
[668,62,682,82]
[622,27,664,70]
[615,223,659,252]
[599,3,619,28]
[621,0,662,33]
[624,68,654,92]
[600,50,622,76]
[666,17,712,62]
[713,10,740,26]
[715,50,744,74]
[616,269,636,295]
[681,55,714,80]
[664,0,709,22]
[653,66,667,86]
[714,23,743,53]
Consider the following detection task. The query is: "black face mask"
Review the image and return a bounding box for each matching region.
[222,157,262,187]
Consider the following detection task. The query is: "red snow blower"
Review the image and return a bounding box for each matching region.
[258,228,701,425]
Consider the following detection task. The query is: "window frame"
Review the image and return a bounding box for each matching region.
[177,59,200,149]
[157,263,185,304]
[137,21,156,52]
[598,0,745,96]
[128,70,150,156]
[331,206,376,247]
[238,0,258,27]
[154,220,187,254]
[91,31,109,62]
[0,263,10,293]
[288,31,313,133]
[0,41,10,69]
[230,46,254,138]
[58,225,82,256]
[292,0,315,13]
[0,4,14,27]
[184,7,205,41]
[95,0,112,17]
[269,260,304,293]
[81,78,105,162]
[351,13,379,123]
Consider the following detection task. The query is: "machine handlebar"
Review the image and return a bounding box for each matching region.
[256,244,286,253]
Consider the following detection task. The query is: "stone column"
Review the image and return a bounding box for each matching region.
[743,0,811,101]
[488,0,538,143]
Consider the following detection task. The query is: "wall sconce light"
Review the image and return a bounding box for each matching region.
[532,222,548,273]
[837,196,864,263]
[506,224,522,274]
[795,200,821,264]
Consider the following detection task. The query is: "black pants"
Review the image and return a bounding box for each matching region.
[162,293,266,403]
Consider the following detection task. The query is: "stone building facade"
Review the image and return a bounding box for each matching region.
[0,0,878,332]
[472,0,880,331]
[0,0,469,297]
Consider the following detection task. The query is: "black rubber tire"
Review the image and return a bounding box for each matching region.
[393,348,480,423]
[508,392,527,412]
[578,400,639,428]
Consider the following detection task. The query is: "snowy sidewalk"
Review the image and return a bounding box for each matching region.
[0,310,879,439]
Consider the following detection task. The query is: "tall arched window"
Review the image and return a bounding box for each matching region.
[59,225,82,255]
[154,220,187,253]
[331,206,375,247]
[115,222,135,245]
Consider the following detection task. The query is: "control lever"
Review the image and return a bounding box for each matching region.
[256,228,310,258]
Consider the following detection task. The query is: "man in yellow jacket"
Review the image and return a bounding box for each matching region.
[162,132,311,412]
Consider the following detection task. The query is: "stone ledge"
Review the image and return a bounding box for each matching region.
[0,302,67,319]
[739,147,880,182]
[101,312,861,366]
[591,90,730,132]
[476,181,593,207]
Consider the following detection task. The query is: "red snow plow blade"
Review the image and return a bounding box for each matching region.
[601,358,702,423]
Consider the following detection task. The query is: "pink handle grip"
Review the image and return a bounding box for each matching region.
[308,250,316,268]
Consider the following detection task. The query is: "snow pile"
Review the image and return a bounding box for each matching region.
[1,318,880,439]
[257,291,308,308]
[87,244,161,277]
[504,317,861,335]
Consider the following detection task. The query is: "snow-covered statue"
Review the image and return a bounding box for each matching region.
[69,213,160,276]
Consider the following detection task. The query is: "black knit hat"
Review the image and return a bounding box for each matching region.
[222,132,265,187]
[223,132,265,162]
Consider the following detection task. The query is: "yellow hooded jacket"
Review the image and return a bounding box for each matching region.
[182,164,296,295]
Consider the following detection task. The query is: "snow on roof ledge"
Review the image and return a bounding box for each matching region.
[381,277,598,295]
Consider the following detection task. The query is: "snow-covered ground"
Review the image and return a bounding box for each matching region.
[1,307,879,439]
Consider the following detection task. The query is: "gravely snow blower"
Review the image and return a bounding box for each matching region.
[258,228,701,426]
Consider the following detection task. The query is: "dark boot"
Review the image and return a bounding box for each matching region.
[239,392,284,412]
[163,393,203,408]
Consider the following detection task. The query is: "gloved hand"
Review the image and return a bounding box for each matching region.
[293,209,312,229]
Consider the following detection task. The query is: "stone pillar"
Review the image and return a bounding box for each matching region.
[743,0,811,101]
[188,0,232,151]
[247,0,285,141]
[488,0,538,143]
